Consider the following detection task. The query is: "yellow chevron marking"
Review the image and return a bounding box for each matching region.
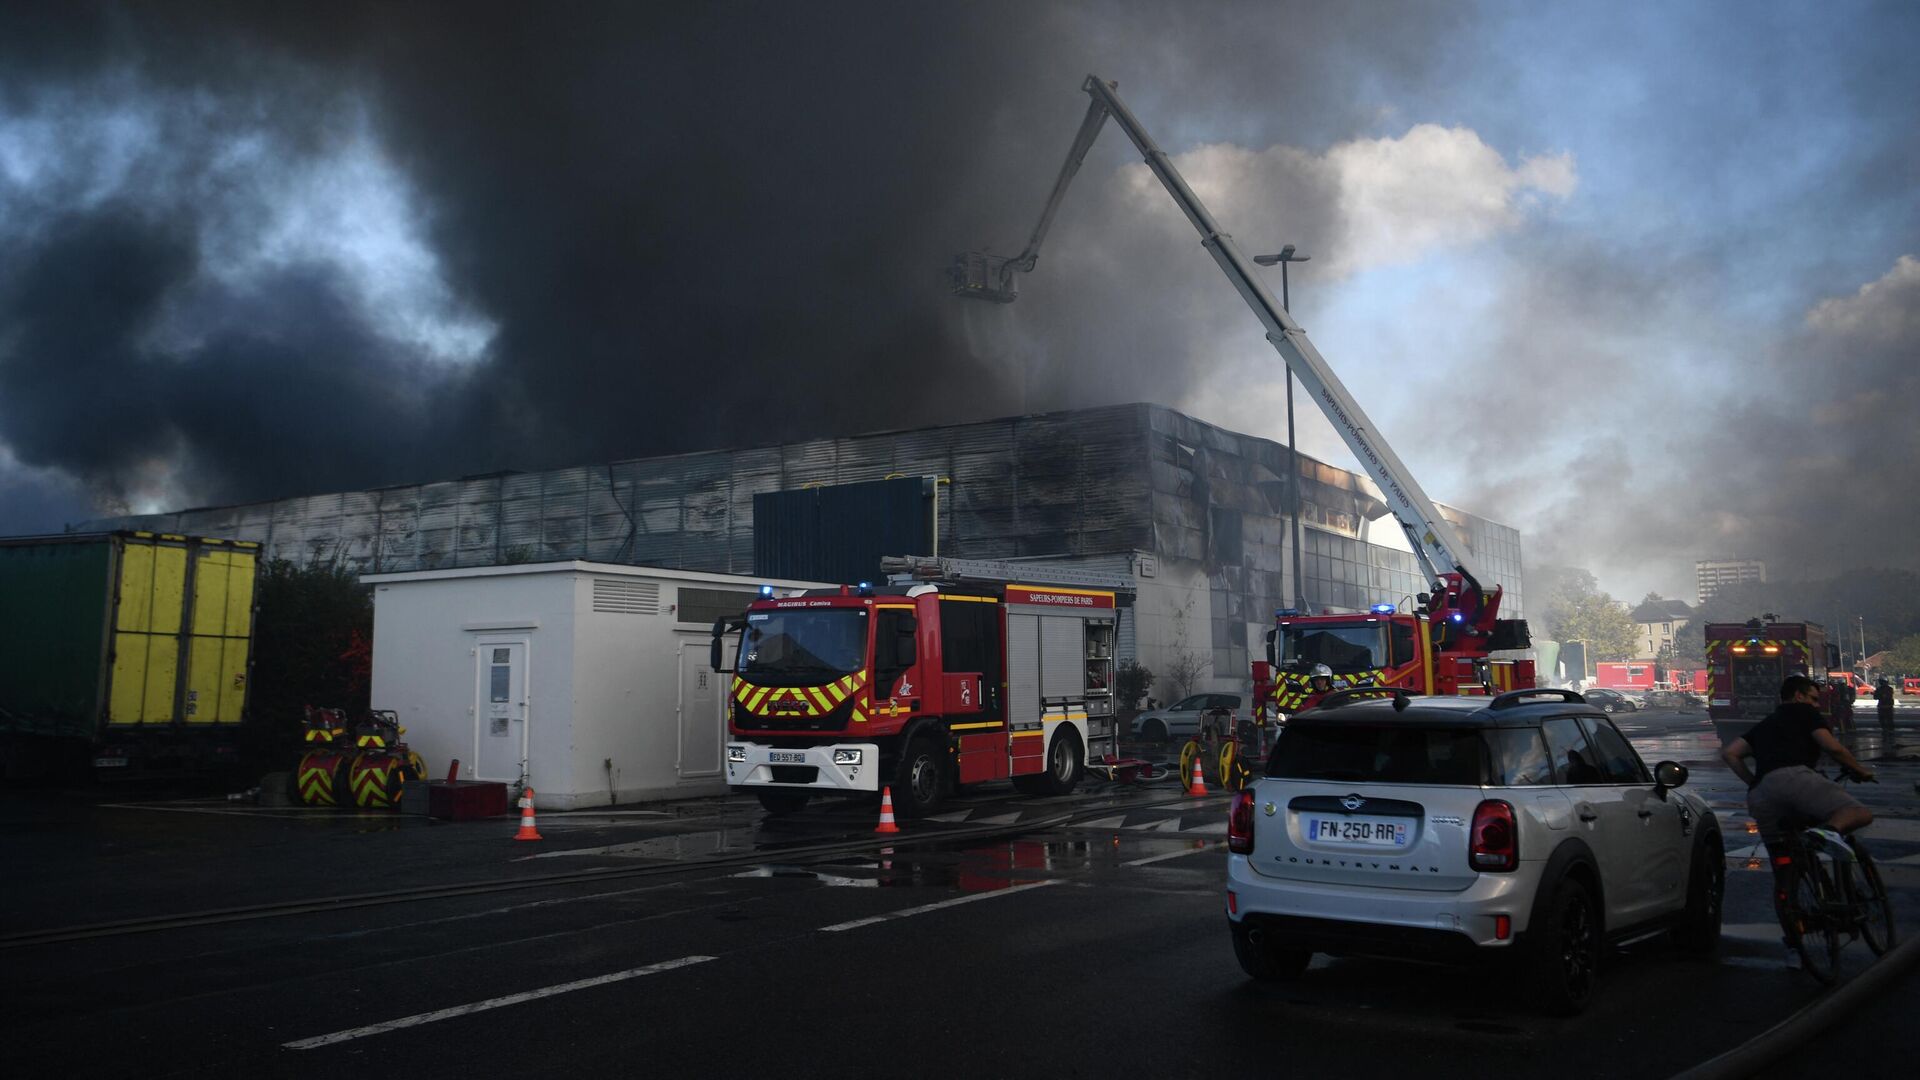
[825,682,848,704]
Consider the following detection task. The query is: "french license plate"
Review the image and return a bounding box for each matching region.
[1306,816,1408,846]
[768,751,807,763]
[93,757,130,768]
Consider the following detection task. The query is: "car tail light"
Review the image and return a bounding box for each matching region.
[1227,790,1256,854]
[1494,914,1511,941]
[1470,799,1517,872]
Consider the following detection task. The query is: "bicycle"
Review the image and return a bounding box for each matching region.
[1777,771,1897,984]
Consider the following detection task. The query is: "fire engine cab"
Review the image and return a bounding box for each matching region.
[713,558,1126,817]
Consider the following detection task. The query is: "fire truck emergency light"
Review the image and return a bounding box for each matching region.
[1371,604,1396,614]
[1450,613,1465,623]
[759,585,774,597]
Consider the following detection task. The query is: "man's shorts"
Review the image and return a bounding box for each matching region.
[1746,765,1864,840]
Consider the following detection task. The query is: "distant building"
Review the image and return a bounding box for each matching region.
[1630,598,1694,661]
[81,403,1525,704]
[1696,558,1766,604]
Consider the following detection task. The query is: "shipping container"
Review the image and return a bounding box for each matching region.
[1593,661,1658,690]
[0,532,259,774]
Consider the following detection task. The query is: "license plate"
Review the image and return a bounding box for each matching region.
[1305,816,1409,846]
[93,757,130,768]
[768,751,807,763]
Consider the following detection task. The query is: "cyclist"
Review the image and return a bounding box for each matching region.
[1720,673,1876,966]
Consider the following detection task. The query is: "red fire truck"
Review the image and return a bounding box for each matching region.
[1704,618,1832,724]
[712,558,1125,817]
[950,75,1534,719]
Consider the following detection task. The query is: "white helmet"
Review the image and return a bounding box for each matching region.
[1311,664,1333,679]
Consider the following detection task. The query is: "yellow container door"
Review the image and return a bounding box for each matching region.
[186,547,256,724]
[109,540,187,724]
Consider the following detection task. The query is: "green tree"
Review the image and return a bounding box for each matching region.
[1535,565,1638,661]
[1115,660,1155,711]
[243,559,374,771]
[1883,634,1920,677]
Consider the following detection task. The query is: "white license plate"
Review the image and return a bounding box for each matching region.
[1305,816,1409,846]
[94,757,130,768]
[768,751,807,763]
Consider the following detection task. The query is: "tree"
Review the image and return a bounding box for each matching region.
[1115,660,1155,711]
[1534,565,1638,661]
[243,559,375,772]
[1884,634,1920,678]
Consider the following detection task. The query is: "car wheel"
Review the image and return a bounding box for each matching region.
[1673,833,1724,956]
[893,736,946,816]
[1526,877,1600,1016]
[754,789,812,816]
[1600,702,1617,713]
[1039,729,1083,796]
[1231,921,1311,983]
[1141,718,1167,743]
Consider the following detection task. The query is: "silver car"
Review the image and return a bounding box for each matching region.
[1225,689,1722,1015]
[1132,693,1241,742]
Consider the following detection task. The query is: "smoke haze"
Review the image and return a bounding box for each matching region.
[0,2,1915,599]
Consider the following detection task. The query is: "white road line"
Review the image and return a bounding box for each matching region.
[1124,843,1222,867]
[819,880,1060,932]
[283,955,715,1050]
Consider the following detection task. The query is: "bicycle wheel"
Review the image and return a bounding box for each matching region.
[1844,842,1898,956]
[1790,850,1843,984]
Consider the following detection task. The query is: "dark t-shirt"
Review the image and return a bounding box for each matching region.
[1745,701,1828,778]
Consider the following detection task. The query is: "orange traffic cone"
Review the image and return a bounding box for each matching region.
[513,786,543,841]
[1186,756,1207,797]
[874,786,902,834]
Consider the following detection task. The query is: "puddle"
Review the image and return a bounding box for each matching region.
[520,829,753,860]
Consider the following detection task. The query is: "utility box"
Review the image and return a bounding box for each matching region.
[364,561,827,809]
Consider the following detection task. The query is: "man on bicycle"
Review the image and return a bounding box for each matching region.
[1721,674,1875,963]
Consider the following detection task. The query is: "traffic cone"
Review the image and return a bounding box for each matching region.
[1186,756,1207,797]
[874,786,902,834]
[513,786,543,842]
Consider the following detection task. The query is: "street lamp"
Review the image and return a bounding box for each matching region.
[1254,245,1312,611]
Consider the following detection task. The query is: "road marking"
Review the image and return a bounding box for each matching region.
[819,880,1060,932]
[1124,843,1222,867]
[283,955,715,1049]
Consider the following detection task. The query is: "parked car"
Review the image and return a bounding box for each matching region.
[1130,693,1242,742]
[1641,690,1703,712]
[1580,687,1638,713]
[1225,690,1722,1015]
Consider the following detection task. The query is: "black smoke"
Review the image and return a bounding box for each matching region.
[0,1,1465,522]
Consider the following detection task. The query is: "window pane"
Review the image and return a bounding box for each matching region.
[1582,718,1649,783]
[1491,728,1554,786]
[1541,717,1599,784]
[1266,724,1488,785]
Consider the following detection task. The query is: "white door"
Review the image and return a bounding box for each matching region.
[678,638,726,778]
[474,638,529,782]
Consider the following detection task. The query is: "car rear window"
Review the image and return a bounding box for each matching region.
[1265,724,1489,785]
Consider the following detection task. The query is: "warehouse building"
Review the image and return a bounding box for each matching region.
[87,403,1524,703]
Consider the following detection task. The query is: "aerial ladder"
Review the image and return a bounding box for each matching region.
[952,75,1531,710]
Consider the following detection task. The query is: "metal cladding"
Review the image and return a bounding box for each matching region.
[81,403,1522,683]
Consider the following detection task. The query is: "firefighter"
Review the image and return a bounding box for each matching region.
[1308,663,1334,697]
[1875,677,1896,740]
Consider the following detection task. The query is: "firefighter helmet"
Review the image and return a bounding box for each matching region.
[1311,664,1333,679]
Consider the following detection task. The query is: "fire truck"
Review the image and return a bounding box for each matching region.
[1593,661,1659,691]
[1704,618,1832,723]
[952,75,1532,717]
[712,558,1127,817]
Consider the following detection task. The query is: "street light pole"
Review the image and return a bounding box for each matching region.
[1255,245,1312,611]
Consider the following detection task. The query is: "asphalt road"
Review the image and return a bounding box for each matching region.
[5,709,1917,1079]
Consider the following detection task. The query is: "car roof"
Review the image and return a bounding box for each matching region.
[1290,694,1608,729]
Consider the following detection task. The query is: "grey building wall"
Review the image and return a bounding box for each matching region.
[85,402,1523,693]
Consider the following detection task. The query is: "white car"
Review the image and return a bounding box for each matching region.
[1131,693,1242,742]
[1225,689,1722,1015]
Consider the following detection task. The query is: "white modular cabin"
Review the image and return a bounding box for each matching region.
[364,561,827,809]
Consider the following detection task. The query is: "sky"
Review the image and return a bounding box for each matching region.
[0,1,1915,602]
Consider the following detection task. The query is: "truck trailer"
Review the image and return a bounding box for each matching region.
[715,559,1124,816]
[0,531,260,777]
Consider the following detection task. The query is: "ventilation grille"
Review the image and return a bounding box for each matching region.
[592,578,660,615]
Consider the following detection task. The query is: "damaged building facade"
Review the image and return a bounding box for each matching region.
[89,403,1523,703]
